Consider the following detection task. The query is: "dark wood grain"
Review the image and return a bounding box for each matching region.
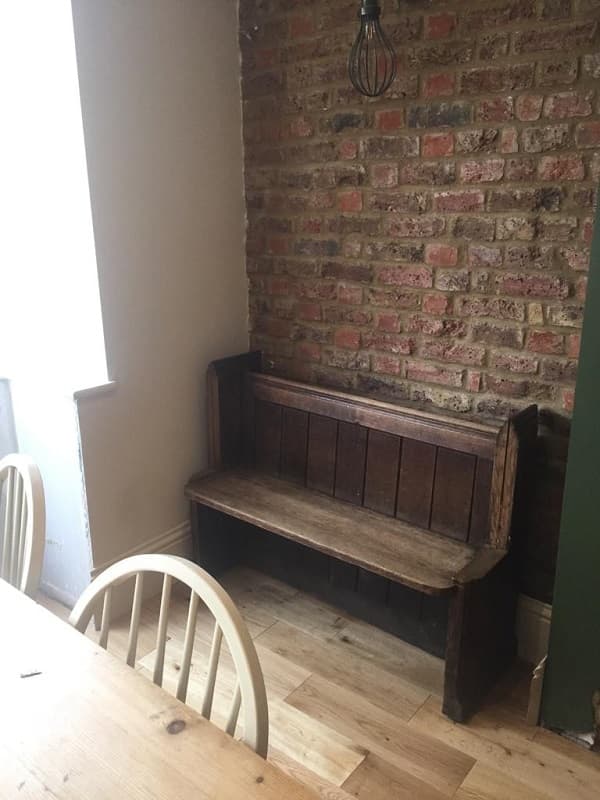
[395,439,437,529]
[306,414,338,495]
[443,558,518,722]
[335,422,368,506]
[280,407,309,484]
[185,469,503,594]
[469,458,494,545]
[254,399,282,475]
[430,448,476,542]
[363,430,402,516]
[250,372,499,458]
[207,351,261,469]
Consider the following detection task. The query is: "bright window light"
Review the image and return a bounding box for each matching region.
[0,1,107,390]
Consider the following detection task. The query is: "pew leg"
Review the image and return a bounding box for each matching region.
[443,560,518,723]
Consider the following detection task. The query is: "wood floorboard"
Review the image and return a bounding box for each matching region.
[255,621,430,720]
[286,674,474,796]
[342,752,451,800]
[38,567,600,800]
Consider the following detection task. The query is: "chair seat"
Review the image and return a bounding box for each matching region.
[185,470,506,595]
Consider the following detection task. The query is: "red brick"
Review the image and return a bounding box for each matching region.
[297,302,321,321]
[338,190,363,212]
[498,273,569,299]
[538,155,585,181]
[516,94,543,121]
[362,332,413,355]
[499,128,518,154]
[575,276,588,302]
[457,297,526,321]
[334,327,361,350]
[299,217,323,234]
[477,97,514,122]
[459,159,504,183]
[289,14,315,38]
[370,164,398,188]
[266,235,289,255]
[295,341,321,362]
[583,218,594,246]
[407,316,466,338]
[268,277,289,296]
[576,121,600,148]
[425,244,458,267]
[423,73,456,98]
[485,375,529,398]
[425,12,457,39]
[368,288,419,309]
[421,341,486,366]
[254,48,279,70]
[376,313,401,333]
[433,191,485,212]
[372,355,403,376]
[527,330,565,354]
[562,388,575,412]
[544,91,593,119]
[468,245,503,268]
[289,116,314,138]
[378,266,433,288]
[338,140,358,160]
[376,109,404,131]
[491,353,539,374]
[466,371,482,392]
[460,64,535,95]
[406,361,463,388]
[422,132,454,157]
[338,286,363,306]
[423,294,451,316]
[566,333,581,358]
[384,216,445,238]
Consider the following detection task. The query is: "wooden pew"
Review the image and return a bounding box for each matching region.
[186,351,537,722]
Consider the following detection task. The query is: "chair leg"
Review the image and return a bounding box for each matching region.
[443,561,518,723]
[93,598,103,631]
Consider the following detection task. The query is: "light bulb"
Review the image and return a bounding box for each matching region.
[349,1,397,98]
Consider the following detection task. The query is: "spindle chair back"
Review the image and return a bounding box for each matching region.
[69,554,269,757]
[0,454,45,597]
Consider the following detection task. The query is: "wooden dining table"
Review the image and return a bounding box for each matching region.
[0,579,319,799]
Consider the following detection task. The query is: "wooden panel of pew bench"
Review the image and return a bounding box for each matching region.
[250,372,503,458]
[185,470,506,595]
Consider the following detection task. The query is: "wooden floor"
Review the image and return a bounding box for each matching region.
[41,567,600,800]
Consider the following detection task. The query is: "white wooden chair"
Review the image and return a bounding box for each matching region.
[0,454,45,597]
[68,554,269,757]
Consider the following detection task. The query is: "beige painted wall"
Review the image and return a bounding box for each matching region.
[71,0,248,568]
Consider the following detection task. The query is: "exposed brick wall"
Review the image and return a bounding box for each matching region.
[240,0,600,419]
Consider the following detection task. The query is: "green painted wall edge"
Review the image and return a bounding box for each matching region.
[542,196,600,732]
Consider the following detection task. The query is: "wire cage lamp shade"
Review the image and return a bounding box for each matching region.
[349,0,397,97]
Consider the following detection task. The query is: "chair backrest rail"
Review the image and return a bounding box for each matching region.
[126,573,144,668]
[99,587,112,650]
[226,684,242,736]
[202,623,223,719]
[153,574,173,686]
[176,590,199,704]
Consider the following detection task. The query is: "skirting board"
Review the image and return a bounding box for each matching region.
[90,520,193,579]
[517,594,552,666]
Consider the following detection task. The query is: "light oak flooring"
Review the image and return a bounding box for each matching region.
[40,567,600,800]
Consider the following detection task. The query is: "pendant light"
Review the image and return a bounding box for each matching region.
[349,0,397,97]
